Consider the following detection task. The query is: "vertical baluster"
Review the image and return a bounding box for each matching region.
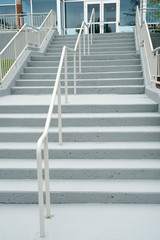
[88,27,90,55]
[64,48,68,103]
[58,80,62,145]
[44,136,51,218]
[79,36,81,73]
[73,51,76,95]
[83,24,85,56]
[36,147,45,237]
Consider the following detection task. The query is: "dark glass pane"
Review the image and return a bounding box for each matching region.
[88,4,100,22]
[33,0,56,13]
[0,5,16,14]
[65,2,84,28]
[104,3,116,22]
[104,23,116,33]
[120,0,140,26]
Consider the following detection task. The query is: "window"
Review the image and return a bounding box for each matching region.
[32,0,56,13]
[65,2,84,28]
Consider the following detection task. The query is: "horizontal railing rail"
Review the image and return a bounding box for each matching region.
[0,10,56,84]
[136,6,159,86]
[36,8,95,237]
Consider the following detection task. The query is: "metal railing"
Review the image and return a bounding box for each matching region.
[136,6,160,86]
[140,7,160,31]
[36,8,95,237]
[0,10,56,83]
[0,12,49,30]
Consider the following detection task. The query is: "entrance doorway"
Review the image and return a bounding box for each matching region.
[85,0,120,33]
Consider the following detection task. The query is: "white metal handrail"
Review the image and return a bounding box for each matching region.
[36,8,95,237]
[0,10,56,83]
[0,12,49,30]
[136,6,159,85]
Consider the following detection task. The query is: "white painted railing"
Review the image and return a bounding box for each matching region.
[0,10,56,83]
[0,12,48,30]
[36,8,95,237]
[136,6,159,85]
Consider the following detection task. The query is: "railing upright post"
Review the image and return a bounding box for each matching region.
[58,80,62,144]
[14,39,17,60]
[25,28,28,46]
[93,11,95,34]
[88,27,90,56]
[64,48,68,103]
[36,149,45,237]
[38,30,41,48]
[0,55,2,81]
[83,24,85,56]
[91,20,93,45]
[73,51,76,95]
[44,136,51,218]
[79,36,81,73]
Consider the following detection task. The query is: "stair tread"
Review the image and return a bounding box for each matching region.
[1,159,160,169]
[0,141,160,149]
[0,112,159,118]
[1,179,160,192]
[1,126,160,133]
[0,94,156,105]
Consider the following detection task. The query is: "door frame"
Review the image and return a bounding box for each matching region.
[85,0,120,33]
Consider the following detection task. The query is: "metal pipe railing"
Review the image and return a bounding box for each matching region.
[0,10,56,83]
[136,6,160,86]
[36,8,95,237]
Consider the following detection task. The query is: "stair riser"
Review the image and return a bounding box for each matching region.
[1,132,160,142]
[16,79,143,87]
[0,192,160,204]
[0,105,157,114]
[28,60,141,67]
[20,72,143,79]
[0,149,159,159]
[23,66,142,74]
[11,86,145,95]
[1,168,160,179]
[0,117,160,127]
[31,54,140,61]
[47,48,136,53]
[50,42,135,47]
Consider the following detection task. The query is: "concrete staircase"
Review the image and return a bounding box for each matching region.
[0,32,160,204]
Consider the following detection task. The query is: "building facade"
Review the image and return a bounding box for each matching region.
[0,0,158,34]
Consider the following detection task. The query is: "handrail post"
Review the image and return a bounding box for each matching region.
[79,36,81,73]
[0,55,2,81]
[36,147,45,237]
[83,24,85,56]
[91,19,93,45]
[58,80,62,145]
[73,51,76,95]
[38,30,41,47]
[93,10,95,34]
[25,28,28,46]
[64,48,68,103]
[88,26,90,55]
[44,136,51,218]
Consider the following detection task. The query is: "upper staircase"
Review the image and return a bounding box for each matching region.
[0,32,160,204]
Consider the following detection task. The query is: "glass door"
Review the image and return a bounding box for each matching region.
[86,0,120,33]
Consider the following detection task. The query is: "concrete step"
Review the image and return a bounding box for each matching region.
[11,85,145,95]
[45,51,137,56]
[15,78,144,87]
[31,53,140,61]
[23,65,142,74]
[19,71,143,79]
[0,94,157,113]
[1,126,160,142]
[0,178,160,203]
[0,112,160,127]
[27,59,141,67]
[50,41,136,47]
[1,159,160,179]
[47,46,136,53]
[0,141,160,159]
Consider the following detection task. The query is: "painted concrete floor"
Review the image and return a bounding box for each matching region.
[0,204,160,240]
